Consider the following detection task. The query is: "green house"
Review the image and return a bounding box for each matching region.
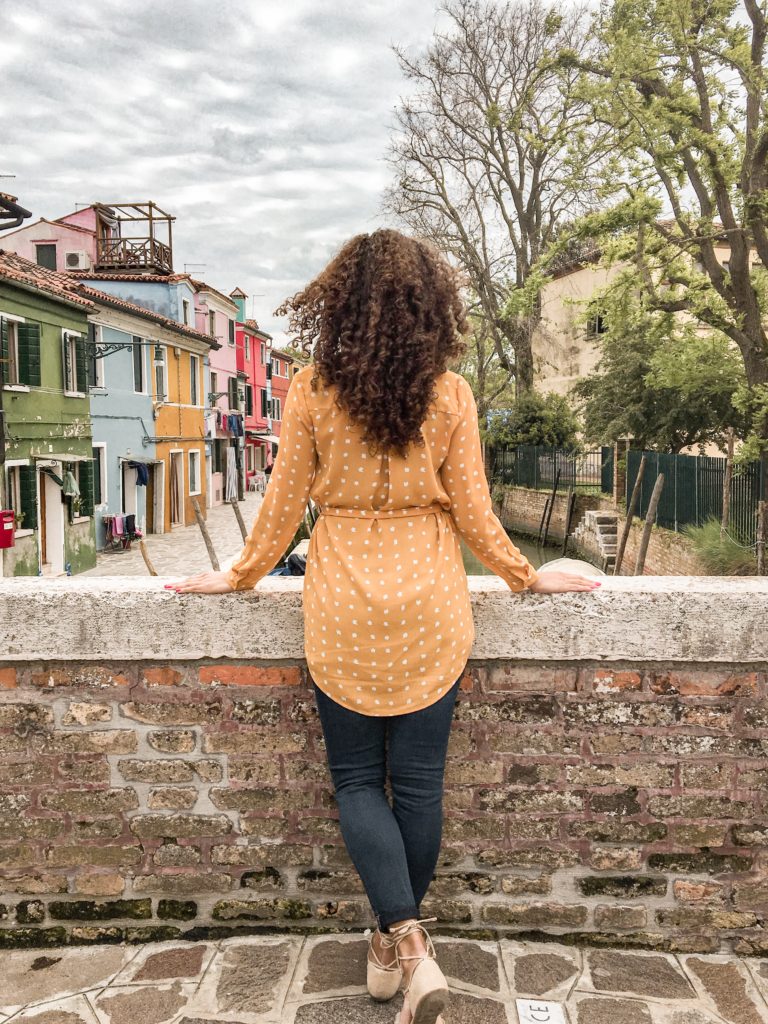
[0,251,97,577]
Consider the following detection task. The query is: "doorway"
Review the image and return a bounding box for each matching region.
[169,451,184,526]
[39,466,64,575]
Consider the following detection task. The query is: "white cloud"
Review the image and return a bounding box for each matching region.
[2,0,441,342]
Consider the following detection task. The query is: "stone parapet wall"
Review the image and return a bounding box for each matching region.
[0,577,766,954]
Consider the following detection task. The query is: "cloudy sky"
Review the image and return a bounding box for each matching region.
[2,1,444,340]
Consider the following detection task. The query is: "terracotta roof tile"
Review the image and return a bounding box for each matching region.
[77,285,220,348]
[0,249,97,310]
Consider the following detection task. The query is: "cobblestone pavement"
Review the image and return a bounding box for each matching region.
[1,934,767,1023]
[79,493,265,578]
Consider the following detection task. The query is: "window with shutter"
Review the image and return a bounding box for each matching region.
[17,322,41,387]
[62,331,78,392]
[79,459,94,518]
[18,466,38,532]
[75,334,87,393]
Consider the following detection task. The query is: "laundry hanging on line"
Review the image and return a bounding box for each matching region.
[127,461,149,486]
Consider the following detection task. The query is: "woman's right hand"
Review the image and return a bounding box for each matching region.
[528,572,602,594]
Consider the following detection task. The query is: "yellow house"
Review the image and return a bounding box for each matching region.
[152,334,216,532]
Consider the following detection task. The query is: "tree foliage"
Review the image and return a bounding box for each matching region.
[385,0,605,393]
[484,389,580,448]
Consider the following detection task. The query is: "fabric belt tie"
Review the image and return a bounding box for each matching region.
[317,501,445,520]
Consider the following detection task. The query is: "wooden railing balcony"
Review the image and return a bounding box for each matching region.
[96,236,173,274]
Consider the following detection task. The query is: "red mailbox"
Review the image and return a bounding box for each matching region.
[0,509,15,549]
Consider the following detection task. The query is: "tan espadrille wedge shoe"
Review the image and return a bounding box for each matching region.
[364,925,404,1001]
[385,917,448,1024]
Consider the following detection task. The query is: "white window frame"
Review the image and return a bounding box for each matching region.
[132,335,145,394]
[271,396,282,421]
[182,298,191,325]
[190,355,200,407]
[4,459,34,537]
[90,324,106,389]
[188,448,202,496]
[92,442,108,508]
[1,312,24,390]
[208,310,216,338]
[154,344,167,402]
[62,329,85,397]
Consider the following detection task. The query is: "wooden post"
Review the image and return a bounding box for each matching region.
[537,497,550,545]
[139,540,158,577]
[541,467,561,547]
[721,428,734,536]
[230,497,248,542]
[561,487,576,556]
[757,500,766,576]
[191,497,220,570]
[634,472,664,576]
[614,454,647,576]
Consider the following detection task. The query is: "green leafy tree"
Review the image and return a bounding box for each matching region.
[556,0,768,453]
[485,390,580,448]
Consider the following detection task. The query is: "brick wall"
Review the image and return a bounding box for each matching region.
[0,577,766,955]
[615,519,702,576]
[494,485,608,544]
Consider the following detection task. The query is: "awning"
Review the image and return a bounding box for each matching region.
[251,433,281,445]
[118,455,160,464]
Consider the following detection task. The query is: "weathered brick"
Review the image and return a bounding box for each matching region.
[455,694,557,723]
[73,873,125,896]
[477,665,578,693]
[119,700,221,725]
[564,700,676,728]
[313,899,367,922]
[212,897,311,920]
[40,789,138,814]
[133,872,232,894]
[507,763,561,785]
[590,670,642,692]
[118,759,194,783]
[148,787,198,810]
[202,730,306,754]
[656,907,757,929]
[30,666,132,688]
[0,668,17,689]
[419,898,472,922]
[130,814,233,838]
[147,729,196,753]
[478,848,579,870]
[482,902,587,927]
[647,852,752,874]
[478,788,583,814]
[566,764,674,788]
[0,874,68,894]
[242,866,284,890]
[445,761,504,785]
[589,847,644,871]
[651,670,761,696]
[0,843,37,868]
[57,756,110,784]
[500,874,551,895]
[228,757,282,784]
[673,880,725,903]
[230,698,282,725]
[647,794,755,819]
[210,787,316,812]
[46,845,142,868]
[72,817,122,839]
[296,869,364,894]
[61,702,112,726]
[732,823,768,845]
[0,704,54,729]
[199,665,301,687]
[674,823,730,847]
[442,816,505,842]
[0,818,65,839]
[589,788,642,816]
[211,843,313,867]
[429,872,495,896]
[732,879,768,909]
[158,899,197,919]
[48,898,152,920]
[31,730,137,754]
[16,899,45,923]
[0,760,54,784]
[489,730,581,755]
[141,667,183,687]
[594,905,647,929]
[153,842,201,867]
[578,876,667,898]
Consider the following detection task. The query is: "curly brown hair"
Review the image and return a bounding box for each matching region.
[274,228,470,458]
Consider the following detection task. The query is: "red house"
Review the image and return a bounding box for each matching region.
[230,289,274,487]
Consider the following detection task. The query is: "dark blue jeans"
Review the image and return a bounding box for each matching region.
[313,669,463,932]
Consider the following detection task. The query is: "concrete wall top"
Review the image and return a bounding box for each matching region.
[1,576,766,665]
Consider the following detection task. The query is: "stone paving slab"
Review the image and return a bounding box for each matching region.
[1,935,768,1023]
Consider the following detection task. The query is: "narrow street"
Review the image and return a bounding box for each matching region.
[79,493,264,578]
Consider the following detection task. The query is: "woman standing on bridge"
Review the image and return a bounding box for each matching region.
[166,229,599,1024]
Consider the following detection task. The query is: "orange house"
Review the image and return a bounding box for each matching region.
[152,335,216,531]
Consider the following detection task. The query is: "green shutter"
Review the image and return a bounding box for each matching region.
[18,466,38,531]
[17,322,41,387]
[75,334,87,393]
[1,319,8,384]
[78,460,94,518]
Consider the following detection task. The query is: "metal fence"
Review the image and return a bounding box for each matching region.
[625,449,764,543]
[489,444,614,496]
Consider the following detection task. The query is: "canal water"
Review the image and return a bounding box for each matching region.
[460,532,560,573]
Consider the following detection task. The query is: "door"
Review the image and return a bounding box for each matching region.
[146,466,155,533]
[39,471,48,567]
[170,452,183,526]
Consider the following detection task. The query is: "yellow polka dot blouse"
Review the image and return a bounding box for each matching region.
[226,365,540,716]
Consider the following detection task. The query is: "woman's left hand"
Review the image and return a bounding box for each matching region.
[164,571,235,594]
